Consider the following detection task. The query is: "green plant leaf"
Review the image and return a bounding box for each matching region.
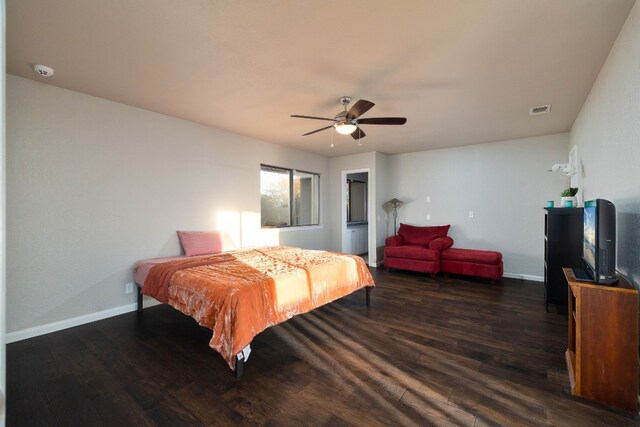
[561,187,579,197]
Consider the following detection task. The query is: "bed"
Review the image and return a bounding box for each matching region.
[135,245,374,377]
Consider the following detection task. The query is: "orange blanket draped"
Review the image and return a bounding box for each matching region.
[142,246,374,370]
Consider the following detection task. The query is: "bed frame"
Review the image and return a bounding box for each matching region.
[136,284,372,378]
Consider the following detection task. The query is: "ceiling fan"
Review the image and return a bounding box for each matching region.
[291,96,407,140]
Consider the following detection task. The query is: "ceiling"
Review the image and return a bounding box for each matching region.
[7,0,635,157]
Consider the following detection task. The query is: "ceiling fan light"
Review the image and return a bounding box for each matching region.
[334,122,357,135]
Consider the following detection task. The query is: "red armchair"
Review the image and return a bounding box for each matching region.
[384,223,453,275]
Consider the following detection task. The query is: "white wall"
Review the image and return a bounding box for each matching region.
[6,75,331,334]
[375,152,390,249]
[569,1,640,287]
[387,133,570,278]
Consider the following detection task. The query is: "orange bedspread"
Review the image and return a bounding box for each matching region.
[142,246,374,370]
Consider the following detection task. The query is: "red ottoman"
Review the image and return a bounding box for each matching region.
[441,248,503,282]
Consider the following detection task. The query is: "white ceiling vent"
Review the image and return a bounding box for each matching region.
[529,104,551,116]
[33,64,55,77]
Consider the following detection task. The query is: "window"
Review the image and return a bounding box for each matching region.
[260,164,319,228]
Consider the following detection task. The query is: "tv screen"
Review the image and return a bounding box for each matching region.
[583,203,596,271]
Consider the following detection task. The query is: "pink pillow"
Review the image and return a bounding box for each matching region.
[177,231,223,256]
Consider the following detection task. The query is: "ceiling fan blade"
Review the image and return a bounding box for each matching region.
[351,128,366,140]
[346,100,375,120]
[302,125,334,136]
[291,114,336,122]
[358,117,407,125]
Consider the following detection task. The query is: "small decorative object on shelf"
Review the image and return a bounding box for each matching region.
[546,200,554,208]
[548,163,578,176]
[560,187,578,208]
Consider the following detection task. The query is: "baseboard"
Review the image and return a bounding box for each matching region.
[503,272,544,282]
[6,298,161,344]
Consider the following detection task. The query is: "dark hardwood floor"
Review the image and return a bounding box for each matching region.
[7,269,640,426]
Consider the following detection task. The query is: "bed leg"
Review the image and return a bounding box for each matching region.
[365,286,371,307]
[137,286,143,313]
[235,355,244,379]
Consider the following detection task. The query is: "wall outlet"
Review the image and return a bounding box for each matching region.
[468,211,474,218]
[426,214,431,221]
[125,282,133,294]
[426,196,431,203]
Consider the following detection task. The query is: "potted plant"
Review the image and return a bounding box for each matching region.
[560,187,578,208]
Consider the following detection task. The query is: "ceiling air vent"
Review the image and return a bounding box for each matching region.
[529,104,551,116]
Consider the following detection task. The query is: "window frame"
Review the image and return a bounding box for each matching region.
[260,164,320,229]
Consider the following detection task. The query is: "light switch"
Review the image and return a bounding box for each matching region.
[377,214,380,221]
[426,196,431,203]
[468,211,474,218]
[426,214,431,221]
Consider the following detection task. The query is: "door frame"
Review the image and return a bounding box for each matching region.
[341,168,374,265]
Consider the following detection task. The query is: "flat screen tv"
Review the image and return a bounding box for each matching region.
[582,199,617,284]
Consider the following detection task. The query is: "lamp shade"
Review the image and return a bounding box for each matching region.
[334,122,357,135]
[384,198,404,208]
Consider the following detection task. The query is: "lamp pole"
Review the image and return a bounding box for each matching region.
[384,198,404,236]
[393,205,399,235]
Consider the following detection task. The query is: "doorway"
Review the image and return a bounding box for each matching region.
[341,169,373,265]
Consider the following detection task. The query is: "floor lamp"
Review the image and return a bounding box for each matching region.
[384,198,405,235]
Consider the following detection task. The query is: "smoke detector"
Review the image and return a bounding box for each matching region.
[33,64,55,77]
[529,104,551,116]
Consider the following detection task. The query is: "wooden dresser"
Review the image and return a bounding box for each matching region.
[563,268,639,413]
